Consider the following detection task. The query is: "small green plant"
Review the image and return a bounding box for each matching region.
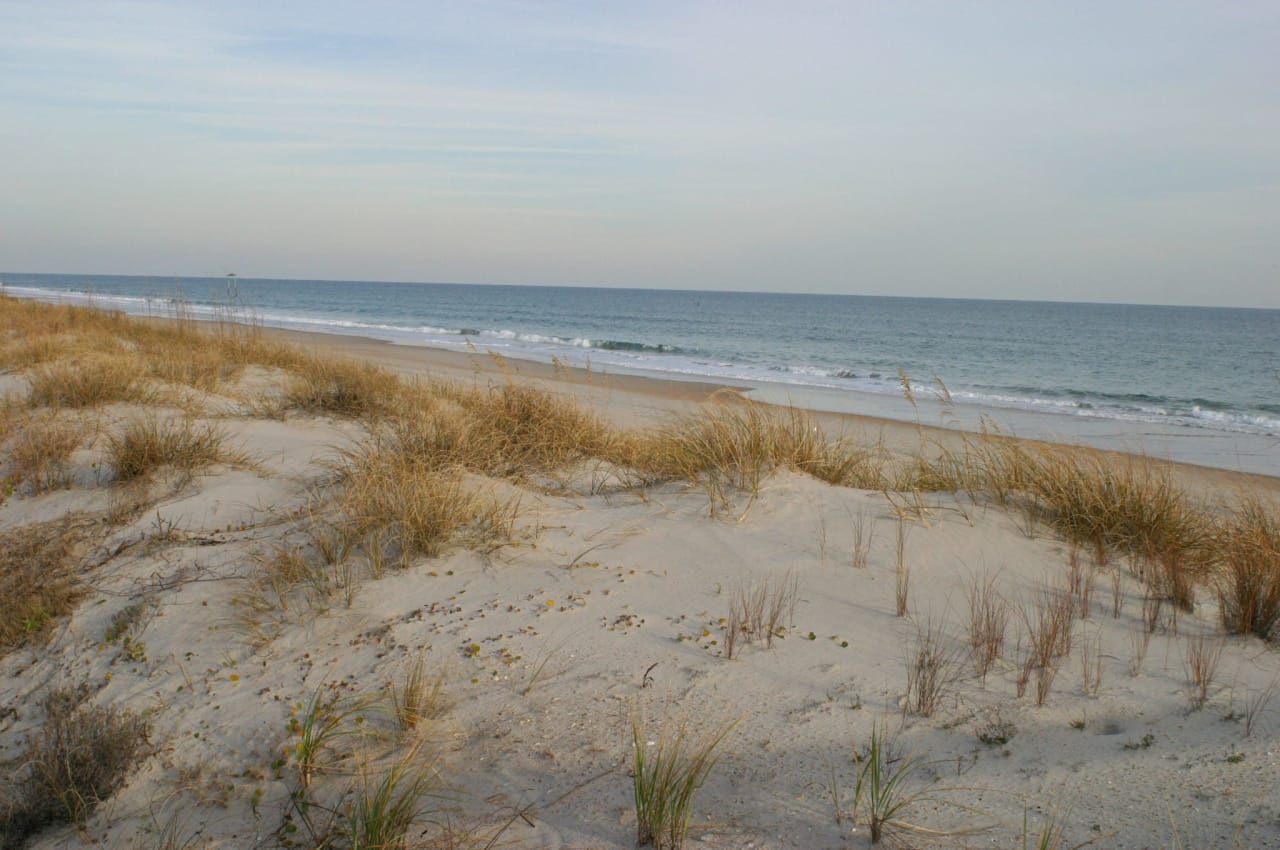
[852,722,941,844]
[104,601,150,643]
[976,712,1016,746]
[1122,733,1155,751]
[346,747,439,850]
[290,686,371,789]
[632,713,737,850]
[1021,807,1091,850]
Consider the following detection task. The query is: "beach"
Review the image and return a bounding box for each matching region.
[2,298,1279,849]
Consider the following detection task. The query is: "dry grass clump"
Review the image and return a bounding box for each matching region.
[284,354,404,418]
[965,572,1008,682]
[0,688,150,846]
[0,331,75,371]
[1214,497,1280,640]
[905,621,963,716]
[241,545,332,619]
[336,439,517,565]
[0,519,85,652]
[27,354,149,408]
[1018,589,1076,705]
[6,412,87,494]
[390,653,447,732]
[461,382,620,478]
[107,415,243,482]
[640,397,883,496]
[722,572,798,659]
[1184,633,1225,710]
[1015,449,1207,567]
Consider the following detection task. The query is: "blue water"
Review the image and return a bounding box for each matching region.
[4,273,1278,473]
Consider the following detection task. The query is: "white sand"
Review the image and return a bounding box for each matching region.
[2,339,1279,850]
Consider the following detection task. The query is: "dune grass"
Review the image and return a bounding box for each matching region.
[345,747,440,850]
[637,396,884,498]
[284,354,405,418]
[107,415,245,482]
[334,436,518,565]
[632,713,736,850]
[390,653,447,732]
[6,411,87,494]
[27,354,150,409]
[1214,497,1280,640]
[0,688,150,846]
[0,519,86,652]
[462,381,621,478]
[4,292,1278,651]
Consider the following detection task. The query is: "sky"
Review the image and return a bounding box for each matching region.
[1,1,1278,308]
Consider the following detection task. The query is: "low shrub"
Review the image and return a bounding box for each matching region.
[0,689,150,846]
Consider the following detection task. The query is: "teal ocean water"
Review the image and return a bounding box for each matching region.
[4,273,1277,474]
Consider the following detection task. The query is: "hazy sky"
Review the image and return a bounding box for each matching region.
[2,2,1278,307]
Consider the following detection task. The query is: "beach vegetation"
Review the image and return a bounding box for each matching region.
[333,435,519,565]
[106,414,245,482]
[0,518,86,652]
[723,571,798,660]
[27,352,149,408]
[1019,589,1075,705]
[5,410,86,494]
[289,685,374,790]
[894,516,910,617]
[905,620,963,717]
[284,354,404,419]
[852,722,949,844]
[1184,633,1225,711]
[345,746,441,850]
[389,653,447,732]
[0,688,150,846]
[637,396,884,501]
[964,571,1008,683]
[850,505,874,568]
[631,712,736,850]
[1213,496,1280,640]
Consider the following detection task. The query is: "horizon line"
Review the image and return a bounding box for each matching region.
[2,269,1276,314]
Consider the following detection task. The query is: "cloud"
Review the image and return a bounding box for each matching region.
[1,1,1278,306]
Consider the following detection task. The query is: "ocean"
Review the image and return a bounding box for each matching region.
[3,272,1278,476]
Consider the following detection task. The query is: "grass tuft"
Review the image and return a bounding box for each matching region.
[639,397,884,498]
[346,748,440,850]
[1214,497,1280,640]
[0,689,150,845]
[107,415,242,482]
[336,438,517,565]
[390,653,446,732]
[284,355,403,418]
[6,412,86,494]
[27,354,148,408]
[632,713,736,850]
[0,519,85,652]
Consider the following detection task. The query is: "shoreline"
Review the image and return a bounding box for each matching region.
[7,280,1278,477]
[258,324,1280,497]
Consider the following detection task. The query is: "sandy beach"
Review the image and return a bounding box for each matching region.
[3,301,1279,850]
